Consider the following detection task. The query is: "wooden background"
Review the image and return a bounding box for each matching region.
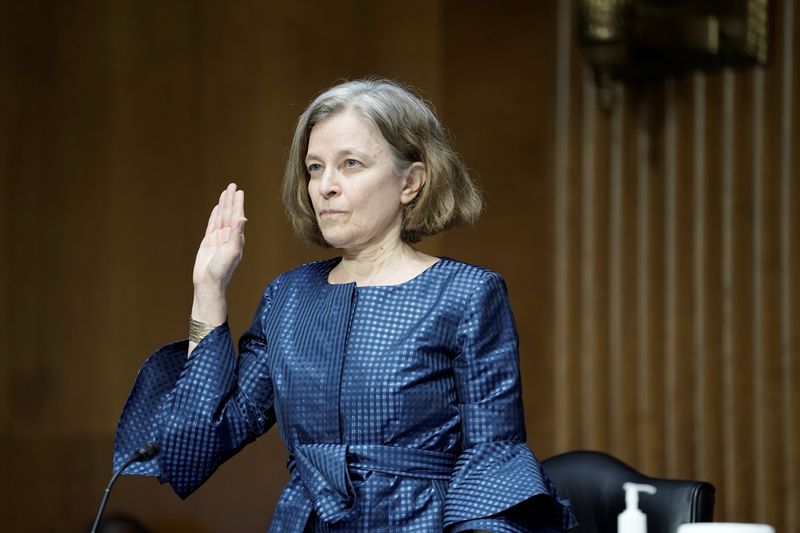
[1,1,798,531]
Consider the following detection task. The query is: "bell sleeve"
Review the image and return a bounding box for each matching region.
[444,271,577,532]
[112,282,278,499]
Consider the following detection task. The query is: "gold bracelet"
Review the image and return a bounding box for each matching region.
[189,317,216,344]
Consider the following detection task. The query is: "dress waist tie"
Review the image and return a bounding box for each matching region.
[287,443,456,526]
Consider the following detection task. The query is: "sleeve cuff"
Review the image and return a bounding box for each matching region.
[113,339,189,478]
[444,441,578,531]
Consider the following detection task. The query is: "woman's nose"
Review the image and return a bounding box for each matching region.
[319,169,341,198]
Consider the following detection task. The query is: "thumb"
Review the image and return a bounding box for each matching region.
[237,217,248,238]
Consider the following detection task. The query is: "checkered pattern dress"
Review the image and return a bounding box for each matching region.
[113,258,576,532]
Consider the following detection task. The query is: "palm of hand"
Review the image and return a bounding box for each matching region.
[192,184,247,290]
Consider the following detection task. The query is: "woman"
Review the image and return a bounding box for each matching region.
[114,79,576,532]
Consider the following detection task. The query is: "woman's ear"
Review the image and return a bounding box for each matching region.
[401,162,426,204]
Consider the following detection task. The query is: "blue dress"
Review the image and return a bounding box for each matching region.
[113,258,576,532]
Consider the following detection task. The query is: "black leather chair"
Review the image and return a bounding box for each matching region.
[542,450,715,533]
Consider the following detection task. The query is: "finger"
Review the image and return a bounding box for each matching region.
[236,216,247,245]
[233,189,247,239]
[205,204,219,237]
[221,182,237,230]
[233,188,245,220]
[215,188,227,233]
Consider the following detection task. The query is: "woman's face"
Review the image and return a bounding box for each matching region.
[305,110,419,252]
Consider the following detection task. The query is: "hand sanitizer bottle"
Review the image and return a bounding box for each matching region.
[618,482,657,533]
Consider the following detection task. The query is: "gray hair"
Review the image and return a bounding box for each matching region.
[282,78,483,245]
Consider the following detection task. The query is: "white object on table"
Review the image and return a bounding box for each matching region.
[677,523,775,533]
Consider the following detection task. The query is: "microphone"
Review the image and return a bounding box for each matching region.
[90,442,159,533]
[132,442,159,462]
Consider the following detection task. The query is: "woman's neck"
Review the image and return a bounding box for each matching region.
[331,239,436,286]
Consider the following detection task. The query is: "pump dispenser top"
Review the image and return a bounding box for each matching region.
[618,482,657,533]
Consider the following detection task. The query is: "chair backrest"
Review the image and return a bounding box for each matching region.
[542,450,715,533]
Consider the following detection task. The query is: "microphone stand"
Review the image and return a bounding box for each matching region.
[90,442,159,533]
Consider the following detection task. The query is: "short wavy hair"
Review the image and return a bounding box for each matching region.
[282,78,483,246]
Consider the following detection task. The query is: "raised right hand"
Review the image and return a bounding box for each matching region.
[192,182,247,299]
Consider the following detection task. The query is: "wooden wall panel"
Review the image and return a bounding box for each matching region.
[552,1,800,530]
[783,3,800,529]
[437,0,560,455]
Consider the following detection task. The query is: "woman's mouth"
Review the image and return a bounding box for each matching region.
[319,210,346,217]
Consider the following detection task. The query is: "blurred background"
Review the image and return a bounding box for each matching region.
[1,0,798,531]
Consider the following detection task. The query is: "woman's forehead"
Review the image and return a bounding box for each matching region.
[306,110,388,157]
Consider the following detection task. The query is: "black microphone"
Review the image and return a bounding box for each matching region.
[131,442,159,462]
[90,442,160,533]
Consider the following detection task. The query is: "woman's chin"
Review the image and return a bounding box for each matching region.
[319,231,351,250]
[319,226,397,253]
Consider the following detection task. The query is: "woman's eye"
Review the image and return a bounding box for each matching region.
[307,163,322,173]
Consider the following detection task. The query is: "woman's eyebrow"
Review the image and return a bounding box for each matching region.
[305,148,370,163]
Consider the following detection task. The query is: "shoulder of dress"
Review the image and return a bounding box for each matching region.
[424,259,509,312]
[437,257,504,284]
